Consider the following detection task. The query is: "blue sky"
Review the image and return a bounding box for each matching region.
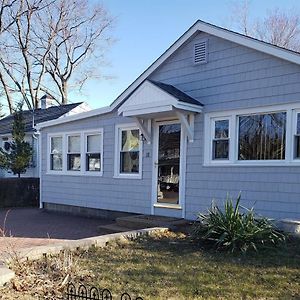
[70,0,300,109]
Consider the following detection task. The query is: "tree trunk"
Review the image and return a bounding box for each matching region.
[61,80,68,104]
[0,72,14,113]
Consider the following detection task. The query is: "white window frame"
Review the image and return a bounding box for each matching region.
[204,102,300,166]
[66,133,82,173]
[210,116,233,163]
[84,129,104,176]
[114,123,143,179]
[292,109,300,161]
[48,134,63,174]
[47,129,104,176]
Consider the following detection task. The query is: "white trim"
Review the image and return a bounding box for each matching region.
[38,132,42,209]
[36,106,112,130]
[151,119,186,218]
[204,102,300,167]
[153,203,182,210]
[84,130,104,176]
[175,111,194,142]
[134,117,151,144]
[47,129,104,176]
[113,123,143,179]
[118,80,202,118]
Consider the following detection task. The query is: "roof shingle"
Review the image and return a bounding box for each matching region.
[0,102,82,135]
[149,80,203,106]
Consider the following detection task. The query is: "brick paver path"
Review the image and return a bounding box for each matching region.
[0,208,112,253]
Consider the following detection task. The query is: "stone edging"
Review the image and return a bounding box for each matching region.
[0,227,168,287]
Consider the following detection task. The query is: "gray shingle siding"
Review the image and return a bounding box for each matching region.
[41,112,153,216]
[40,31,300,220]
[150,32,300,220]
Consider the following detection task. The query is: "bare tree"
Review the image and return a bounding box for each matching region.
[0,0,21,113]
[0,0,52,111]
[229,1,300,51]
[255,9,300,51]
[44,0,113,104]
[230,0,252,36]
[0,0,113,111]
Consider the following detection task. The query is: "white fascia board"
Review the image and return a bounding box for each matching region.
[35,106,112,130]
[174,102,203,113]
[122,105,173,117]
[197,22,300,65]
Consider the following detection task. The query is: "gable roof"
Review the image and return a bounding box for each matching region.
[36,19,300,130]
[118,80,203,117]
[109,19,300,111]
[0,102,83,135]
[149,80,203,106]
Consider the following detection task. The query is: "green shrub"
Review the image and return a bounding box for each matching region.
[192,193,285,253]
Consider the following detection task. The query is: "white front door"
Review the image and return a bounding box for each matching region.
[152,119,186,217]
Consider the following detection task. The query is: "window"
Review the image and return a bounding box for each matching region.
[115,125,142,178]
[238,112,286,160]
[120,129,140,173]
[212,119,229,160]
[67,135,81,171]
[50,136,63,171]
[204,105,300,166]
[86,133,101,172]
[295,113,300,159]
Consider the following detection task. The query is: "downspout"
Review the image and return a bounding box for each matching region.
[31,106,42,209]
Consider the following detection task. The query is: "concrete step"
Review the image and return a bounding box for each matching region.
[116,214,189,230]
[97,223,132,234]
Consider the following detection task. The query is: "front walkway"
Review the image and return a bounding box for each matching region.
[0,208,114,253]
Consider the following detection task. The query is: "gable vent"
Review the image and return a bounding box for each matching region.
[194,40,207,64]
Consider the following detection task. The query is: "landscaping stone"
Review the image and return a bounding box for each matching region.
[277,219,300,236]
[0,263,14,287]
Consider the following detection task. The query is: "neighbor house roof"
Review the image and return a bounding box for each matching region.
[0,102,83,135]
[36,19,300,130]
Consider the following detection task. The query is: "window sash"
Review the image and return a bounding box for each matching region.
[85,133,102,172]
[212,118,230,160]
[68,135,81,153]
[117,127,141,176]
[238,112,286,161]
[50,136,63,171]
[86,153,101,172]
[294,135,300,159]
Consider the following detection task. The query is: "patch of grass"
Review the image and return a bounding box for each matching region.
[1,231,300,299]
[82,231,300,300]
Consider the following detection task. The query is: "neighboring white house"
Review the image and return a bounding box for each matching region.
[0,96,90,178]
[36,20,300,221]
